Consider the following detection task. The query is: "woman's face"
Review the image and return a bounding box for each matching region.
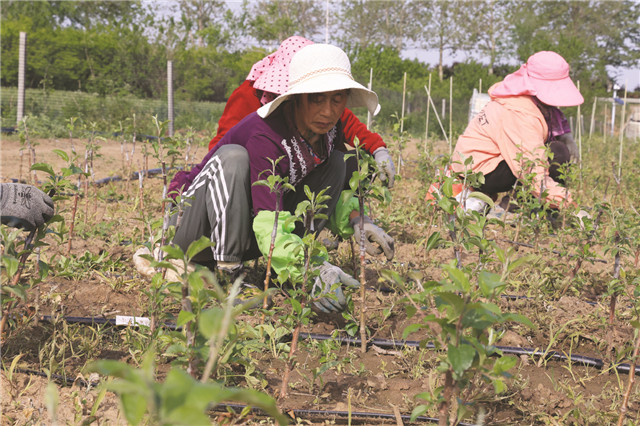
[295,90,349,137]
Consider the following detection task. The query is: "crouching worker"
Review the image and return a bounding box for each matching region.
[438,51,583,214]
[157,44,393,313]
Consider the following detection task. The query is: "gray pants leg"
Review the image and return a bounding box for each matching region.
[171,145,257,264]
[283,150,346,235]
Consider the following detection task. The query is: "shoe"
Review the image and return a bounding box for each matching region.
[133,246,196,281]
[455,189,488,213]
[216,263,272,309]
[486,205,518,224]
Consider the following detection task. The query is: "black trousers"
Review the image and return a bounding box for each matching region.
[477,140,570,195]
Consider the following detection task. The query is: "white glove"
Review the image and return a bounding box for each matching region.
[350,215,395,260]
[373,148,395,188]
[312,262,360,313]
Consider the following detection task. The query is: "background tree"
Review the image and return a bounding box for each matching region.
[337,0,420,52]
[510,0,640,88]
[458,0,515,75]
[240,0,325,48]
[415,0,466,80]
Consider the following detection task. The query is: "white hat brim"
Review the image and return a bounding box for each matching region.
[257,72,380,119]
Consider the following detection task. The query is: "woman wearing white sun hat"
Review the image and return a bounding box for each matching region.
[450,50,584,211]
[167,44,394,313]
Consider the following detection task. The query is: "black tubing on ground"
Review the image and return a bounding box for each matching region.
[36,316,640,374]
[214,402,464,425]
[298,332,640,375]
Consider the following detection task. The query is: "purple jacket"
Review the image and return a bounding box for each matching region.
[169,104,344,215]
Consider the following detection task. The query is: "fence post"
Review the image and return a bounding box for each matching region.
[167,60,174,137]
[17,32,27,125]
[366,67,373,129]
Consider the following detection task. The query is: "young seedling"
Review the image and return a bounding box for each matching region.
[347,138,393,353]
[405,262,532,425]
[277,185,331,400]
[252,156,294,314]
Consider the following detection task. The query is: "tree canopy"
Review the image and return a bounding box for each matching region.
[2,0,639,103]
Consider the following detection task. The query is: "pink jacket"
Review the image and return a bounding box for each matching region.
[451,84,572,208]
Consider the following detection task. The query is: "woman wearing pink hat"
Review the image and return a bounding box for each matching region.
[451,51,583,210]
[193,36,394,189]
[164,44,394,313]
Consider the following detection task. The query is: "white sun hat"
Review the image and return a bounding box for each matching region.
[257,43,380,118]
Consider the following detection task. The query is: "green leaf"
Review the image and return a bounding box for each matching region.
[198,308,224,339]
[2,285,27,300]
[477,271,504,298]
[493,355,517,375]
[290,298,302,314]
[2,256,19,278]
[31,163,55,176]
[162,245,185,260]
[120,392,147,425]
[176,310,196,327]
[402,323,424,339]
[446,267,470,292]
[448,343,476,377]
[186,236,214,260]
[425,231,443,252]
[52,149,69,162]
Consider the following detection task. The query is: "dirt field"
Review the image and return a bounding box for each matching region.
[1,134,639,424]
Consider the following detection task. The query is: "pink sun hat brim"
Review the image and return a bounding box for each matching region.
[246,36,314,95]
[491,51,584,107]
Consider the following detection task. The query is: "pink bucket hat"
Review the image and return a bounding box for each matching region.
[491,51,584,107]
[246,36,314,97]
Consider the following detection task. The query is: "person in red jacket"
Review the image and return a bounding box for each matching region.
[208,36,395,188]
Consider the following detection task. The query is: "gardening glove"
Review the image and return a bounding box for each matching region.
[556,132,578,162]
[0,183,54,231]
[312,262,360,313]
[373,148,395,188]
[350,215,395,260]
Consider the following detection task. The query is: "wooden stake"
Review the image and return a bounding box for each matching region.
[449,76,453,152]
[367,67,373,129]
[424,73,432,153]
[400,72,407,133]
[617,85,628,181]
[424,85,449,146]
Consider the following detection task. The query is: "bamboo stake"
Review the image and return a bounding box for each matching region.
[617,85,628,181]
[588,97,597,156]
[577,81,582,168]
[478,78,482,93]
[423,85,449,146]
[603,103,607,146]
[366,67,373,129]
[400,72,407,134]
[424,73,432,153]
[449,76,453,152]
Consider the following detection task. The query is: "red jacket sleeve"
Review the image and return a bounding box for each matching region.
[340,108,386,154]
[208,80,262,150]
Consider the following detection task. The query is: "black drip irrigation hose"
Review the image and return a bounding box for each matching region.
[298,332,640,375]
[12,367,100,387]
[34,315,640,375]
[213,402,468,425]
[496,238,608,264]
